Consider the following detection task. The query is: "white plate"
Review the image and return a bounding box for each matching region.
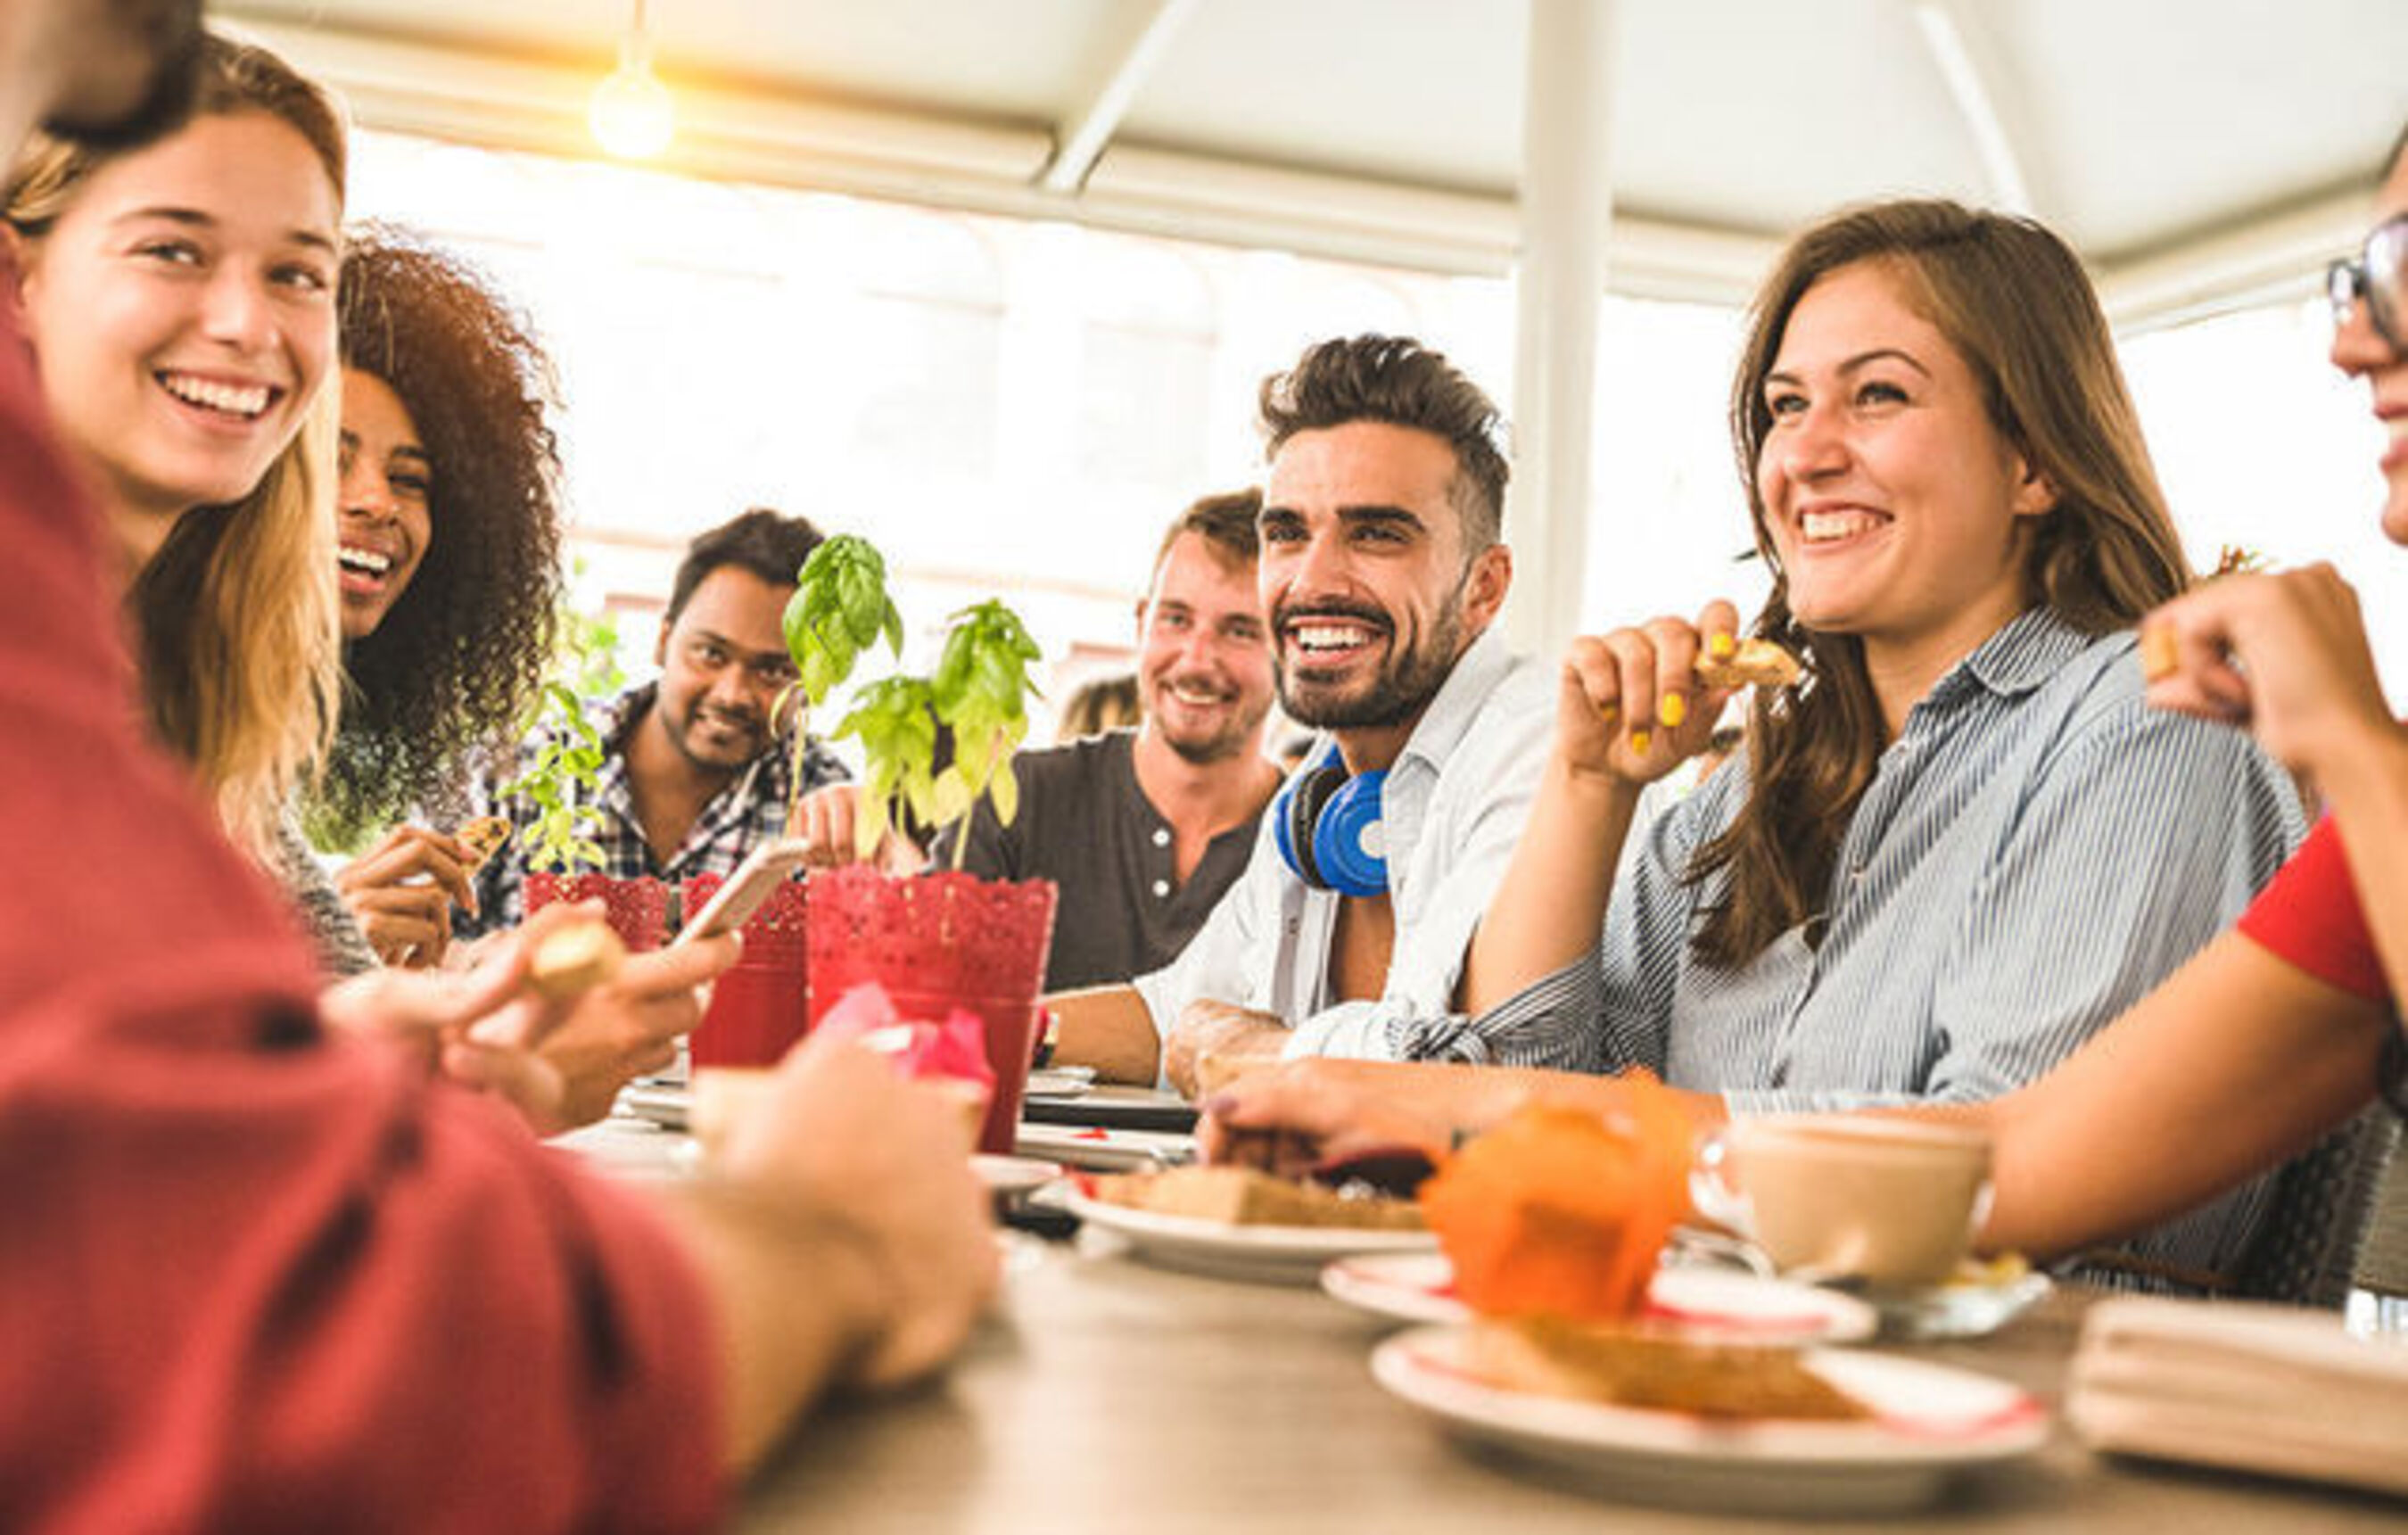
[972,1154,1064,1196]
[1024,1066,1096,1097]
[1062,1186,1437,1283]
[1373,1325,2049,1516]
[1014,1123,1194,1172]
[1323,1253,1876,1343]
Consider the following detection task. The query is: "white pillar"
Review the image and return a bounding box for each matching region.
[1504,0,1617,661]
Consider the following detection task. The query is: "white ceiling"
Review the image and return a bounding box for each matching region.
[217,0,2408,319]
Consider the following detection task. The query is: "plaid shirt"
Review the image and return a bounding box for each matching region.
[459,680,848,936]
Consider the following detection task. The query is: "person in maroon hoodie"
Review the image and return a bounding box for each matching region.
[0,12,996,1531]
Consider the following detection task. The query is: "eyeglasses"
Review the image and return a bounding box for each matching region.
[2328,213,2408,351]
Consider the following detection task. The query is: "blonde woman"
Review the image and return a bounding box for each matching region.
[4,34,700,1120]
[5,34,340,865]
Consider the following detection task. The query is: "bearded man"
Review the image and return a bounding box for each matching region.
[1051,335,1563,1092]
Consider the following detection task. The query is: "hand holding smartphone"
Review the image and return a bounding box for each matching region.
[675,836,812,945]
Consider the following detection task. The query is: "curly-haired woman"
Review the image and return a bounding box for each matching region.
[317,226,566,968]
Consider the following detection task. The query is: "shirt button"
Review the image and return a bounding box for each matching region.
[1151,879,1170,898]
[1152,828,1171,847]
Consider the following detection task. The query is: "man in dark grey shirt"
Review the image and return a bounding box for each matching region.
[933,491,1281,990]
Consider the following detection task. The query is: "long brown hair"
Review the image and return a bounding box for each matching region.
[1690,200,2189,968]
[6,35,347,854]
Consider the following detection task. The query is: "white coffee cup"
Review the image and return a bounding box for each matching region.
[1690,1116,1994,1290]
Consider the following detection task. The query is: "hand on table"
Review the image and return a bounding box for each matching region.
[720,1030,1000,1391]
[1554,599,1745,786]
[1200,1058,1476,1176]
[788,783,926,874]
[334,823,479,967]
[1162,999,1290,1100]
[2140,565,2407,783]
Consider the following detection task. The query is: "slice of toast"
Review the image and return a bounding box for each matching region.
[1469,1314,1871,1421]
[454,815,513,872]
[1693,638,1802,691]
[1092,1166,1424,1230]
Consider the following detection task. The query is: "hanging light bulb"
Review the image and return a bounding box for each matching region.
[590,0,674,160]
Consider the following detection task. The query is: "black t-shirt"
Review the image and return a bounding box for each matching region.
[932,730,1260,991]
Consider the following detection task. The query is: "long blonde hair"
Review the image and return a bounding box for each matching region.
[1693,200,2190,969]
[5,36,347,854]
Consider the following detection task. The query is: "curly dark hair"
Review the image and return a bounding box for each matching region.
[307,225,565,846]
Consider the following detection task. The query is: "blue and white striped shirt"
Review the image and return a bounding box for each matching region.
[1488,609,2308,1283]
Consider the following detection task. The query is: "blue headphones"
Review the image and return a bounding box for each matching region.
[1272,746,1389,898]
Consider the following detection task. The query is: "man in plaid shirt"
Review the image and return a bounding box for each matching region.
[461,509,853,936]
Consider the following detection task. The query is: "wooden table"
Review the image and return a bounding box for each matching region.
[563,1118,2408,1532]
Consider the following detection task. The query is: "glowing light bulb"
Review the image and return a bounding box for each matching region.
[590,35,674,160]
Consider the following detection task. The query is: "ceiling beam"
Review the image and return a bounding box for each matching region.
[1908,0,2041,217]
[2097,185,2365,331]
[1036,0,1202,195]
[224,11,2350,331]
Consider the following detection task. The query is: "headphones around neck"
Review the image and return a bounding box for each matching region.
[1271,746,1389,898]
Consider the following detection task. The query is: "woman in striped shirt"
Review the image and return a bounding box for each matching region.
[1207,133,2408,1282]
[1211,196,2318,1288]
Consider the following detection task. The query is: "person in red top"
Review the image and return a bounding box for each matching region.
[1203,126,2408,1268]
[0,10,995,1531]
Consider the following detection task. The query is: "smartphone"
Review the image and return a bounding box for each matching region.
[674,836,812,945]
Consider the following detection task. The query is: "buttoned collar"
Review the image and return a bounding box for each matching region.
[1923,607,2096,713]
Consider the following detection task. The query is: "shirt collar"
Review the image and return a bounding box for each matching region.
[1393,623,1517,779]
[1928,607,2095,708]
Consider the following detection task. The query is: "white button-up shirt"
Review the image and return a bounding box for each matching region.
[1131,625,1563,1069]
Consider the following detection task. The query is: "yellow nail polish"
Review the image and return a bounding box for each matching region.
[1709,632,1736,659]
[1659,694,1686,729]
[1630,729,1652,755]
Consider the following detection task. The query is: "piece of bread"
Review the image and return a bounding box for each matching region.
[1091,1165,1425,1230]
[1468,1315,1872,1421]
[1693,637,1802,691]
[454,815,513,872]
[2138,623,2180,682]
[528,919,625,999]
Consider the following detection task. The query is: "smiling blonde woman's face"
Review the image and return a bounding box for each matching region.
[14,109,338,555]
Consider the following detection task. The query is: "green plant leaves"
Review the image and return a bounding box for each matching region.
[784,534,905,707]
[498,603,623,875]
[930,600,1042,834]
[792,541,1042,858]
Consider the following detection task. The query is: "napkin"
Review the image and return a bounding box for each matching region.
[814,981,995,1093]
[2067,1295,2408,1498]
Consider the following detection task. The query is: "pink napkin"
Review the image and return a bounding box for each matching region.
[815,982,996,1094]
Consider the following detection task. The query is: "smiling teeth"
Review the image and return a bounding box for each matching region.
[161,373,271,418]
[338,547,392,575]
[1802,509,1884,543]
[1293,624,1373,651]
